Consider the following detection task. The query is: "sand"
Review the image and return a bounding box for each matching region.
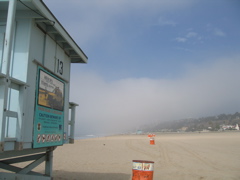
[1,132,240,179]
[49,132,240,180]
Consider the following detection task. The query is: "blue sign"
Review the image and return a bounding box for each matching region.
[33,67,65,148]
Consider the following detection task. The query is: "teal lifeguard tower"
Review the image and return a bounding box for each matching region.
[0,0,87,179]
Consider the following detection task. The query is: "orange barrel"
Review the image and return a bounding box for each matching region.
[149,138,155,145]
[132,160,154,180]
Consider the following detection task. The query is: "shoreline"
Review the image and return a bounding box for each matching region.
[76,130,240,140]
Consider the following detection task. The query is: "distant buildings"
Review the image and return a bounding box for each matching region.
[220,124,239,131]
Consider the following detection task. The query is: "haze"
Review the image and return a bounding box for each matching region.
[42,0,240,136]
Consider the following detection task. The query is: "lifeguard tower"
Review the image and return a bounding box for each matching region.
[0,0,87,179]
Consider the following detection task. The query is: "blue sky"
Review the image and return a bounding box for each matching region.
[43,0,240,135]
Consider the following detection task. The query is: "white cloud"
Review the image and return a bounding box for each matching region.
[175,31,203,44]
[186,32,198,38]
[158,17,177,26]
[43,0,197,46]
[70,56,240,135]
[214,28,226,37]
[176,37,187,42]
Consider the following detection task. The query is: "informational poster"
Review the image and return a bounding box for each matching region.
[33,67,65,148]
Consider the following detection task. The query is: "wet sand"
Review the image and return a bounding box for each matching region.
[51,132,240,180]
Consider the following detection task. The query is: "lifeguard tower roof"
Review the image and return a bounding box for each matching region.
[1,0,88,64]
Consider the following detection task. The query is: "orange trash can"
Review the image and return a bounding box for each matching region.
[132,160,154,180]
[149,138,155,145]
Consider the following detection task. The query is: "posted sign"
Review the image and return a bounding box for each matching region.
[33,67,65,148]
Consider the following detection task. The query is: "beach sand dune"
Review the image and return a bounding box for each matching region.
[1,132,240,179]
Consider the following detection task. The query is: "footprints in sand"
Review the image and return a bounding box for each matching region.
[125,138,221,172]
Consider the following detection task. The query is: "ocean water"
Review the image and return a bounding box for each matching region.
[75,133,112,140]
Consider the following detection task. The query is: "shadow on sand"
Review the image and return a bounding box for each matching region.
[53,170,131,180]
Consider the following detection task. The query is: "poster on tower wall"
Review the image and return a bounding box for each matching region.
[33,67,65,148]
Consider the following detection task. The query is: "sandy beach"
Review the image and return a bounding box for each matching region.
[2,132,240,179]
[47,132,239,180]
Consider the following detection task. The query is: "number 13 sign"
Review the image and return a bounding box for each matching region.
[56,58,63,76]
